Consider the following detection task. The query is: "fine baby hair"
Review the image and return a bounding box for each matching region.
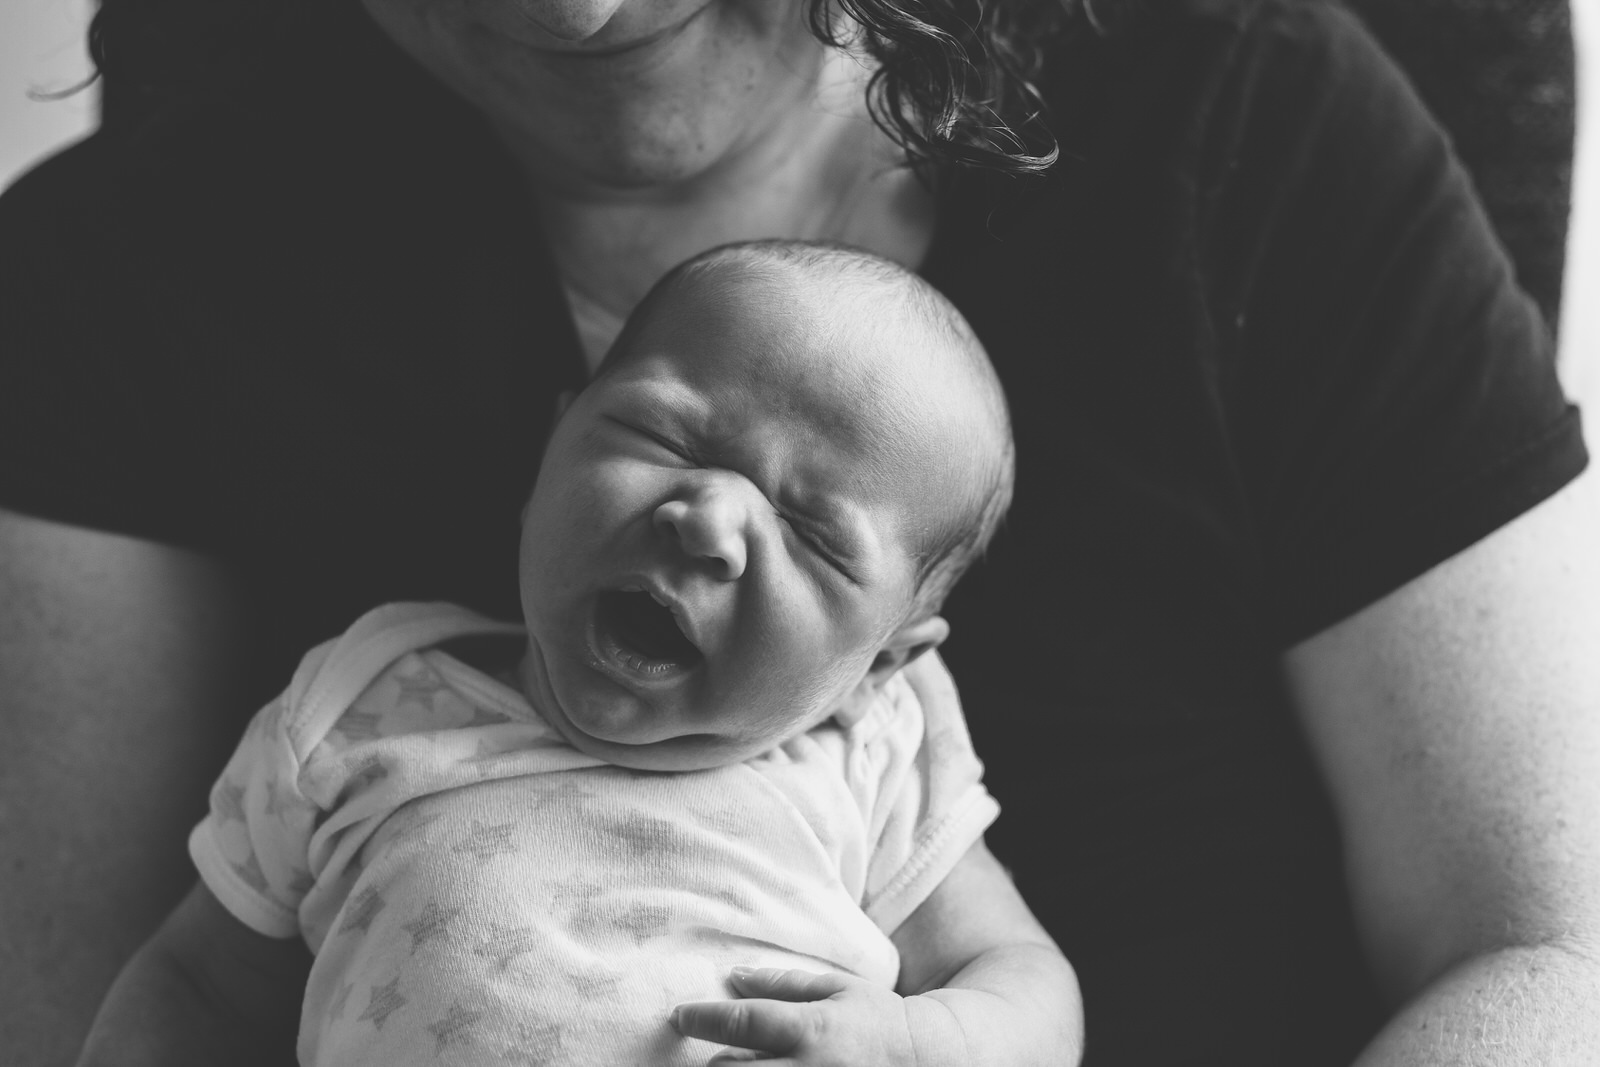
[605,238,1016,617]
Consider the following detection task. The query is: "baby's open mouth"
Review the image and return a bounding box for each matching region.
[594,589,703,672]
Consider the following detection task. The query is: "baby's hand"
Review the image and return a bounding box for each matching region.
[671,966,957,1066]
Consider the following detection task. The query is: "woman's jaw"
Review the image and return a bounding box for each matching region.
[360,0,840,194]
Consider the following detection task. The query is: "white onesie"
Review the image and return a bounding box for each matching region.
[189,602,999,1066]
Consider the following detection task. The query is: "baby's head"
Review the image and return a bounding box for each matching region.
[518,240,1012,771]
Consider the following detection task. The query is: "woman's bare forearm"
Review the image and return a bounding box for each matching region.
[0,510,258,1066]
[76,884,306,1067]
[76,943,271,1067]
[1350,942,1600,1066]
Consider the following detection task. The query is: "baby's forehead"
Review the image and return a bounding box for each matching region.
[622,249,993,442]
[614,254,1001,565]
[676,256,955,371]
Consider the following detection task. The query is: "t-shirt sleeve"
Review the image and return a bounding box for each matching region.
[0,140,221,550]
[1204,0,1587,642]
[851,657,1001,935]
[188,688,323,939]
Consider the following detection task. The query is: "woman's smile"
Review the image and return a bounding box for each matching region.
[506,0,715,55]
[471,0,720,57]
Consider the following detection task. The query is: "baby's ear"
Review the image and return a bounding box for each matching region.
[869,615,949,683]
[833,615,949,727]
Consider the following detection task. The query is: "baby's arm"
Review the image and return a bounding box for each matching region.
[671,839,1082,1066]
[75,881,308,1067]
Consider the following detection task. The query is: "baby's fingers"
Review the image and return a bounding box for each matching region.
[727,966,852,1003]
[671,995,812,1054]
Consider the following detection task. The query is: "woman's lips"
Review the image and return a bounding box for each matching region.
[508,0,709,58]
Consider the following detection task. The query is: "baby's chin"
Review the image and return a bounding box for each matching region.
[556,698,846,772]
[517,642,858,771]
[532,685,738,772]
[560,725,759,773]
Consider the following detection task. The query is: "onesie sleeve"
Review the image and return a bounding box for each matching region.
[850,657,1001,935]
[188,679,324,939]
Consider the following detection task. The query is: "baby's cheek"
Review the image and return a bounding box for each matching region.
[595,458,670,511]
[534,459,633,539]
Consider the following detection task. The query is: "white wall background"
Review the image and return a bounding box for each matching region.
[0,0,96,190]
[0,0,1597,396]
[1561,0,1600,406]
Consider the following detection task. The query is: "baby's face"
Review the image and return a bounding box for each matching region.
[517,268,970,770]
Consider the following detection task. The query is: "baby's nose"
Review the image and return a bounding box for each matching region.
[654,487,749,581]
[512,0,630,41]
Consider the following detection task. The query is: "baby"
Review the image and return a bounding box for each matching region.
[78,241,1080,1066]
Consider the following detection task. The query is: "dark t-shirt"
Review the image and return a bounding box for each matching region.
[0,0,1586,1061]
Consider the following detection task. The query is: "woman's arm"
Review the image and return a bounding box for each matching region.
[1283,468,1600,1064]
[76,881,309,1067]
[670,839,1083,1066]
[0,509,258,1066]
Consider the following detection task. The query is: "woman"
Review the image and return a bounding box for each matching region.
[3,0,1598,1063]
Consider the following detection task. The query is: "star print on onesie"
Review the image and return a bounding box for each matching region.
[401,900,461,953]
[500,1019,567,1065]
[188,602,999,1065]
[337,887,387,936]
[452,819,519,863]
[473,922,545,971]
[357,977,407,1030]
[427,1001,484,1054]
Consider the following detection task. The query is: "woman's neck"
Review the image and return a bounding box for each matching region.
[514,47,937,364]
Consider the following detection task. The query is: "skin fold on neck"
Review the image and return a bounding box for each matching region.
[519,42,937,363]
[359,0,938,363]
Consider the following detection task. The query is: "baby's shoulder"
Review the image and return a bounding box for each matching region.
[839,671,925,750]
[277,602,527,758]
[745,671,925,792]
